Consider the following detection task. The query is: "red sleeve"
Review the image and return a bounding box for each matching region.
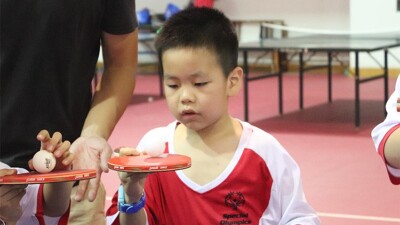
[377,124,400,185]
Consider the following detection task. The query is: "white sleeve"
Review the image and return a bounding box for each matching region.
[371,75,400,149]
[17,183,40,225]
[371,75,400,176]
[251,133,320,225]
[261,151,321,225]
[14,168,39,224]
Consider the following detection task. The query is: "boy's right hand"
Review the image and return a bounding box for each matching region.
[0,169,27,224]
[117,147,148,202]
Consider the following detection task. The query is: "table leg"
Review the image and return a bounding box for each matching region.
[243,50,249,122]
[384,49,389,115]
[278,51,283,114]
[328,51,332,102]
[299,52,304,110]
[355,51,360,127]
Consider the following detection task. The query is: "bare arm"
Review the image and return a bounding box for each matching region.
[118,148,147,225]
[119,190,147,225]
[82,29,138,139]
[43,182,74,217]
[72,29,138,201]
[384,127,400,169]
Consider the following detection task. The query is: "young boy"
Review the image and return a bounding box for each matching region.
[371,75,400,185]
[0,130,74,225]
[106,7,320,225]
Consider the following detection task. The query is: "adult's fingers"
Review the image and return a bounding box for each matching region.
[87,175,101,202]
[100,146,113,173]
[74,171,101,202]
[74,179,89,202]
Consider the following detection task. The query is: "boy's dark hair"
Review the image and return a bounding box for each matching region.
[155,7,238,77]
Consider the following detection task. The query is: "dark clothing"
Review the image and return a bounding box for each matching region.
[0,0,137,169]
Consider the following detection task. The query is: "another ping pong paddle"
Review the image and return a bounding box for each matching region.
[0,169,97,185]
[107,154,191,172]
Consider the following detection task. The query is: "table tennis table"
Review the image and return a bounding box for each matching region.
[239,34,400,127]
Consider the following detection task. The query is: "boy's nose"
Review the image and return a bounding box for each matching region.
[180,88,195,103]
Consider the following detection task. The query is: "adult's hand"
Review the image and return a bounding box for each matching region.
[69,136,112,201]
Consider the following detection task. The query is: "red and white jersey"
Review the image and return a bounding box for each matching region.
[0,162,69,225]
[107,121,320,225]
[371,75,400,185]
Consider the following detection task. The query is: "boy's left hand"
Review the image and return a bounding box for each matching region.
[117,147,148,201]
[28,130,73,171]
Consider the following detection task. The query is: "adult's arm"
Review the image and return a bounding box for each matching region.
[73,29,138,201]
[84,29,138,139]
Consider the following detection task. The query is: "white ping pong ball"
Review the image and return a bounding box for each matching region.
[145,140,166,157]
[32,150,56,173]
[140,128,167,157]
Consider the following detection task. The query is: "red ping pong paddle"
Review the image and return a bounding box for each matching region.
[108,154,191,172]
[0,169,97,185]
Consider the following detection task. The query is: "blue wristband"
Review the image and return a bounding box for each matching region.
[118,185,146,214]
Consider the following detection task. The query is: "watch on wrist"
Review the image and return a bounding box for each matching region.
[118,185,146,214]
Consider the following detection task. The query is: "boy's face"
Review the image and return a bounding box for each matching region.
[162,47,233,131]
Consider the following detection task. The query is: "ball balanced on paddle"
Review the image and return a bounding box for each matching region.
[139,128,166,157]
[32,150,56,173]
[142,140,165,157]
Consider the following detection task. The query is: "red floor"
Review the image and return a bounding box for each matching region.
[103,73,400,224]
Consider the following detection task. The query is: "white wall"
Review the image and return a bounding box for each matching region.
[135,0,400,69]
[137,0,350,41]
[216,0,349,31]
[349,0,400,69]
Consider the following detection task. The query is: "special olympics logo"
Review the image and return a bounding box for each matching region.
[225,192,245,210]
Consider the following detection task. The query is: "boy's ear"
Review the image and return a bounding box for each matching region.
[227,66,243,96]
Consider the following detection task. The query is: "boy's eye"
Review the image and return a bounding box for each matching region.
[166,83,179,89]
[194,82,208,87]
